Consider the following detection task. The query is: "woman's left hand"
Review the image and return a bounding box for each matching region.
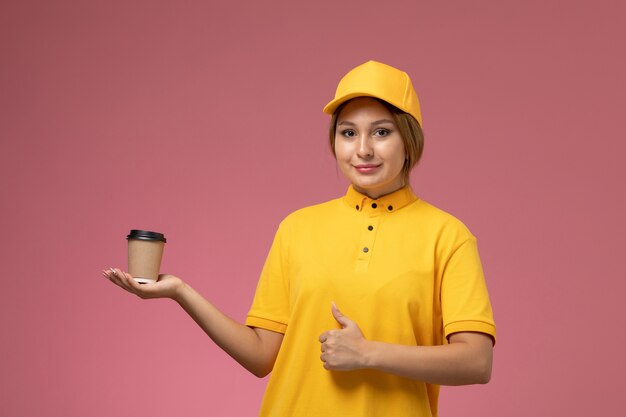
[319,303,370,371]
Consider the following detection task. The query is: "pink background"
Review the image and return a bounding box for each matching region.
[1,0,625,415]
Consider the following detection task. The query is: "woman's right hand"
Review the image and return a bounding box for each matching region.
[102,268,185,301]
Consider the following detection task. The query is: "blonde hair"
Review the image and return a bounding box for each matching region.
[328,98,424,181]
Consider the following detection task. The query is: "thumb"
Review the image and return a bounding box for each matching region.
[332,302,353,328]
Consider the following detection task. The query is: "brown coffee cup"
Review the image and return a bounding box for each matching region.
[126,230,167,284]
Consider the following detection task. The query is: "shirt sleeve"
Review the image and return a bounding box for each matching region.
[245,221,290,334]
[441,237,496,344]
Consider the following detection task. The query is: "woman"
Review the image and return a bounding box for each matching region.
[104,60,496,416]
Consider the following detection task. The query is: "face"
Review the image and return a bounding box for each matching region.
[334,97,406,199]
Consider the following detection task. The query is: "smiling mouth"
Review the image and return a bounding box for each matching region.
[354,164,381,173]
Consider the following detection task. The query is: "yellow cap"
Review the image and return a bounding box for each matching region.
[323,60,422,126]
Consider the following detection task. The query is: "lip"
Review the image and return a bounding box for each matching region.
[353,164,381,174]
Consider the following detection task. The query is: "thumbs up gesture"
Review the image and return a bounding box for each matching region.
[319,303,370,371]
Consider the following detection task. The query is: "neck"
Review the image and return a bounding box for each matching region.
[353,183,407,199]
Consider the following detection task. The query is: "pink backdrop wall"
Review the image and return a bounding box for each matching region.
[2,0,625,415]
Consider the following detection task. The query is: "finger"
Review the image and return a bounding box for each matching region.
[103,269,120,283]
[112,268,139,293]
[319,333,327,343]
[331,302,352,328]
[124,271,165,299]
[102,270,119,285]
[105,268,132,291]
[121,271,146,293]
[110,267,123,280]
[105,267,121,282]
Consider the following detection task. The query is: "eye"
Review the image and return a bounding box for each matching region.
[340,129,357,138]
[373,128,391,137]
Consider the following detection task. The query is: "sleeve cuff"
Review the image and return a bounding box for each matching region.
[444,320,496,345]
[245,315,288,334]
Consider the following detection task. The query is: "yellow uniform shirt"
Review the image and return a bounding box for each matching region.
[246,186,496,417]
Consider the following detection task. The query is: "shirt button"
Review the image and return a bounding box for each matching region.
[387,205,393,211]
[371,203,378,208]
[368,225,373,231]
[356,205,359,210]
[363,247,369,253]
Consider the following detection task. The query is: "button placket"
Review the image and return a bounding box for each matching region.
[356,203,381,266]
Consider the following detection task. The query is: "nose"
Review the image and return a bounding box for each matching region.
[356,135,373,158]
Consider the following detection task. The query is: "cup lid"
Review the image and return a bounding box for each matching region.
[126,229,167,243]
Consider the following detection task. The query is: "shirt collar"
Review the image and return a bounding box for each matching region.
[344,185,418,213]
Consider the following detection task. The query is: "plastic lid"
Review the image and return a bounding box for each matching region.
[126,229,167,243]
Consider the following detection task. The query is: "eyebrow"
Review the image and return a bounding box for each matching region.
[337,119,396,126]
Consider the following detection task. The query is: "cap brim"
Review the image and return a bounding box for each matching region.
[323,92,382,115]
